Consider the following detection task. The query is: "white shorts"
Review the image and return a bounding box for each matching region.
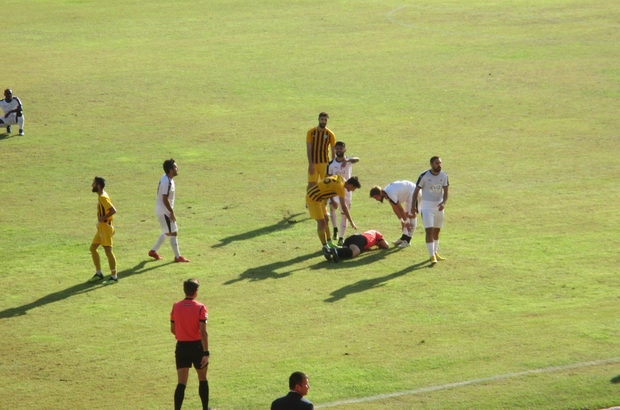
[157,213,178,234]
[0,112,24,126]
[330,195,352,213]
[420,202,444,229]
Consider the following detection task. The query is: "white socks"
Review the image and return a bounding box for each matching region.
[170,236,181,258]
[152,233,166,251]
[426,242,435,257]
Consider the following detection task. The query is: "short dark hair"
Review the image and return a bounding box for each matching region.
[289,372,307,390]
[94,176,106,189]
[430,156,440,165]
[163,158,176,174]
[183,279,200,296]
[346,176,361,189]
[318,112,329,119]
[369,186,382,197]
[335,141,346,148]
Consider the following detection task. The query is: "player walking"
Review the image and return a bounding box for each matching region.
[413,156,449,264]
[88,177,118,284]
[149,159,190,262]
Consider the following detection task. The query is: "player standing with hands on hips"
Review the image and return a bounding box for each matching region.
[149,158,190,262]
[171,279,210,410]
[413,156,449,264]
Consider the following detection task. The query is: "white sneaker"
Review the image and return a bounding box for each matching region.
[398,241,410,248]
[393,238,404,246]
[18,130,24,136]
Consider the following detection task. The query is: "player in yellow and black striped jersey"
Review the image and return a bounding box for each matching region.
[88,176,118,284]
[306,175,361,256]
[306,112,336,190]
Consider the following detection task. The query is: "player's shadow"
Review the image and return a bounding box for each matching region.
[224,251,319,284]
[0,260,173,319]
[0,131,16,141]
[212,213,308,248]
[324,260,430,303]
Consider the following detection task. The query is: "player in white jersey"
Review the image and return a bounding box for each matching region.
[149,158,190,263]
[0,89,24,136]
[326,141,360,245]
[370,180,419,248]
[413,156,449,264]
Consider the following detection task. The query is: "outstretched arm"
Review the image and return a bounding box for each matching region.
[339,196,357,230]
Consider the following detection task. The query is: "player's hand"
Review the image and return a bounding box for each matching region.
[169,212,177,222]
[308,164,315,175]
[330,199,338,210]
[4,113,8,118]
[200,356,209,368]
[438,202,445,211]
[350,221,357,230]
[412,210,418,218]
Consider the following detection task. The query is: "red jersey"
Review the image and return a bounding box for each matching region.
[361,230,384,250]
[170,298,208,342]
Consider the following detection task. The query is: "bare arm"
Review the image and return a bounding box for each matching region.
[306,142,314,175]
[170,322,176,335]
[162,195,176,221]
[339,196,357,230]
[346,157,360,164]
[200,322,209,368]
[98,206,116,223]
[377,239,389,249]
[412,186,421,217]
[438,186,449,211]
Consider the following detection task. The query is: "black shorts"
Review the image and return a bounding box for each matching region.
[175,340,204,369]
[343,233,367,250]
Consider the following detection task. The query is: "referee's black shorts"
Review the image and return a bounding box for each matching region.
[343,233,367,250]
[175,340,204,369]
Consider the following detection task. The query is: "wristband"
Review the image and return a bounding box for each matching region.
[203,350,210,356]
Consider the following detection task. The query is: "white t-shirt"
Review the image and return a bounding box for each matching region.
[0,97,22,115]
[156,174,175,215]
[416,170,449,204]
[327,157,353,201]
[384,180,416,206]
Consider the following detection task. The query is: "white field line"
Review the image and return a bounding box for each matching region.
[315,357,620,408]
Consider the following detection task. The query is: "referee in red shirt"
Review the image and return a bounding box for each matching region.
[170,279,210,410]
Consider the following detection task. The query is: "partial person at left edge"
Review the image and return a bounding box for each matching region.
[0,89,24,136]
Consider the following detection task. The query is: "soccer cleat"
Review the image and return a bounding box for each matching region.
[148,250,163,260]
[103,276,118,285]
[332,228,338,241]
[435,253,446,261]
[398,241,410,248]
[330,247,340,263]
[18,130,24,136]
[88,273,104,283]
[337,238,344,246]
[326,241,338,249]
[430,255,438,265]
[174,256,190,263]
[322,245,332,261]
[393,238,404,246]
[6,126,11,134]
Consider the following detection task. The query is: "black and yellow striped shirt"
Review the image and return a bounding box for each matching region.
[307,175,346,202]
[306,126,335,164]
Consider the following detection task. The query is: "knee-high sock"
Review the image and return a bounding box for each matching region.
[330,207,338,230]
[199,380,209,410]
[17,115,24,130]
[174,383,186,410]
[426,242,435,257]
[434,240,439,255]
[339,214,347,238]
[407,218,417,237]
[152,233,166,251]
[105,249,117,276]
[91,248,101,271]
[170,236,181,258]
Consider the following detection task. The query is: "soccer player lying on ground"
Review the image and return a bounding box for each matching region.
[323,230,389,262]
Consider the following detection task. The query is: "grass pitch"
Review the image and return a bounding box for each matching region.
[1,0,619,409]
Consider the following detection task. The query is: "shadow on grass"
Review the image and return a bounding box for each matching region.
[212,213,308,248]
[224,251,320,284]
[0,131,16,141]
[0,260,173,319]
[611,375,620,384]
[324,259,431,303]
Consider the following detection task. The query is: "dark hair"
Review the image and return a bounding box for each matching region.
[318,112,329,119]
[369,186,382,197]
[183,279,200,296]
[289,372,307,390]
[335,141,346,148]
[94,176,106,189]
[430,156,440,165]
[163,158,176,174]
[346,176,361,189]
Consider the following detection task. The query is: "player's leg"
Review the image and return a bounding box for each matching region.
[433,209,445,260]
[338,198,350,244]
[421,208,437,263]
[175,367,190,410]
[88,232,104,282]
[99,225,118,284]
[329,198,339,240]
[150,214,169,259]
[196,367,209,410]
[17,114,24,136]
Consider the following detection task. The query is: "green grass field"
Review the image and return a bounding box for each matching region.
[1,0,619,409]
